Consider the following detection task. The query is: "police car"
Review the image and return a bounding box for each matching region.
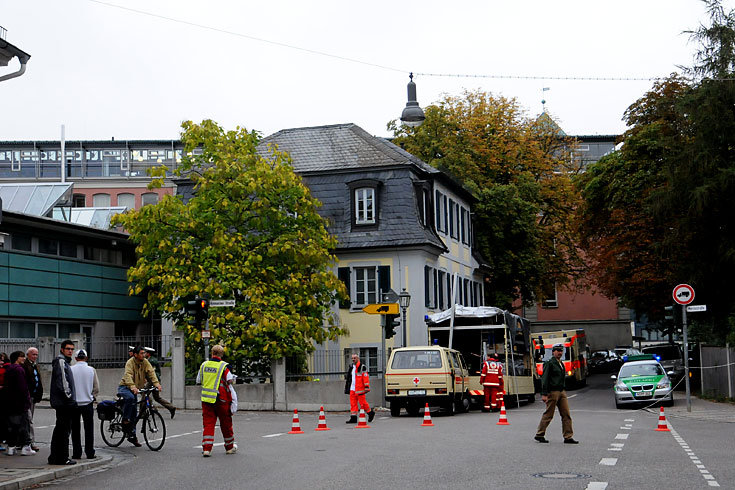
[611,355,674,409]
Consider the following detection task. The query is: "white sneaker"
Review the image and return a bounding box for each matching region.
[202,450,211,457]
[21,446,36,456]
[225,444,237,455]
[6,447,15,456]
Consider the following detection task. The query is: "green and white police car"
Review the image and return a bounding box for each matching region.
[612,355,674,409]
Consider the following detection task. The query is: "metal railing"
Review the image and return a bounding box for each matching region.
[0,335,171,369]
[0,26,7,41]
[184,349,384,385]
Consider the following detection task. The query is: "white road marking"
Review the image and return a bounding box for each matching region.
[624,418,634,422]
[607,447,622,451]
[615,433,629,440]
[262,433,284,438]
[610,443,624,448]
[167,430,201,440]
[585,483,608,490]
[567,394,578,399]
[668,425,721,487]
[599,458,617,466]
[194,442,224,448]
[620,426,631,430]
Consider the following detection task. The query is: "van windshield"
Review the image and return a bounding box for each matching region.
[391,350,443,369]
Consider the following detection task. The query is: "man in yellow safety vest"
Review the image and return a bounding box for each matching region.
[196,345,237,457]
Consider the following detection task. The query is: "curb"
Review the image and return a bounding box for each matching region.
[0,455,113,490]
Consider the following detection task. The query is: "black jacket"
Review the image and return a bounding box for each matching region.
[50,354,77,409]
[23,359,44,403]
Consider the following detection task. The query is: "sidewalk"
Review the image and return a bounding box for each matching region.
[0,445,113,490]
[652,392,735,423]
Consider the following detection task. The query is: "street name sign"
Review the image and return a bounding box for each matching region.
[686,305,706,313]
[673,284,695,305]
[362,303,399,315]
[202,330,211,339]
[210,299,236,307]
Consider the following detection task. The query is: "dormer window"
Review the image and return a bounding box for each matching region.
[348,179,381,230]
[355,188,375,224]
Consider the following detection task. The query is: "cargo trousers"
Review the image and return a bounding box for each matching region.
[535,390,574,440]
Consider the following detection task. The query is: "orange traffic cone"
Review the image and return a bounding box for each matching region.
[288,409,304,434]
[655,406,670,432]
[421,403,434,427]
[496,399,509,425]
[355,408,370,429]
[314,406,331,431]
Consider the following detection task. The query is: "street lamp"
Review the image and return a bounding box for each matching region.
[398,288,411,347]
[400,73,425,128]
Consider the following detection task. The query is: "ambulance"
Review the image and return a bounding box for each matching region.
[532,329,589,388]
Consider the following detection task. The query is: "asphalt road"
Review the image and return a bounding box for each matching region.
[28,375,735,489]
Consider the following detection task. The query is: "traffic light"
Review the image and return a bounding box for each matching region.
[382,314,400,339]
[664,305,675,321]
[185,296,210,327]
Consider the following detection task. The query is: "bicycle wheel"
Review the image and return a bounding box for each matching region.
[100,410,126,447]
[142,409,166,451]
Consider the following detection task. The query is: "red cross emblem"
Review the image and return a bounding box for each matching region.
[412,377,420,385]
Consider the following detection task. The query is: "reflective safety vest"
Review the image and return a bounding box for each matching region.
[199,360,227,404]
[480,360,503,387]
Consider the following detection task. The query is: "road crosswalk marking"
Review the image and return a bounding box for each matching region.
[599,458,617,466]
[585,483,608,489]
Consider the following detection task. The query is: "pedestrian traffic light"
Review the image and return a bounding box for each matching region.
[185,296,210,327]
[382,314,400,339]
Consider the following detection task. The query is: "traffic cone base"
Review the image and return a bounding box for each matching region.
[421,403,434,427]
[288,408,304,434]
[315,406,331,431]
[655,406,670,432]
[496,399,509,425]
[355,408,370,428]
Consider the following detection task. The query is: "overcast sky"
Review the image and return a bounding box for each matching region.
[0,0,726,141]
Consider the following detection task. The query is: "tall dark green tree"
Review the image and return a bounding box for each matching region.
[577,0,735,344]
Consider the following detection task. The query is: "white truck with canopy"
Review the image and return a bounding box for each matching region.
[425,306,537,407]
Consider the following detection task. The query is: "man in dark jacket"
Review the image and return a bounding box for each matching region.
[23,347,43,451]
[5,351,34,456]
[534,343,578,444]
[48,340,78,465]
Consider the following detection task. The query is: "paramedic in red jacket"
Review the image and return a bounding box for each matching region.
[344,353,375,423]
[479,353,504,412]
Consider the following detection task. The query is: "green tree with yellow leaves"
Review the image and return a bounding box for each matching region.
[114,120,347,361]
[390,90,583,308]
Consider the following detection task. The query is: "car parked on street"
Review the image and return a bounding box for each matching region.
[612,356,674,409]
[589,350,623,374]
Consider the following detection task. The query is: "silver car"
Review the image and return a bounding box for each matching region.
[612,359,674,409]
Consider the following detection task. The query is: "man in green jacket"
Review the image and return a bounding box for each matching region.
[534,343,578,444]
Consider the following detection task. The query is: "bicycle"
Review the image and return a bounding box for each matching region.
[98,387,167,451]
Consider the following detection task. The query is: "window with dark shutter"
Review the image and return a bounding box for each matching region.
[337,267,351,308]
[438,271,445,310]
[378,265,391,301]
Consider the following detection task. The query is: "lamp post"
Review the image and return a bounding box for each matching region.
[400,73,425,128]
[398,288,411,347]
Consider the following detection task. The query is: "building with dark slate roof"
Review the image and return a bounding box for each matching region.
[257,123,486,357]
